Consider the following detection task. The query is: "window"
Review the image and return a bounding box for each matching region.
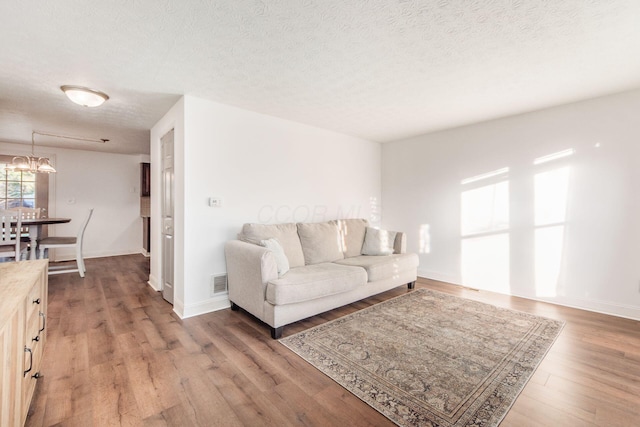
[0,167,36,209]
[0,156,49,215]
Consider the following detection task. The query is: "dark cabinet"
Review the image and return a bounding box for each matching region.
[141,162,151,197]
[140,162,151,254]
[142,217,150,254]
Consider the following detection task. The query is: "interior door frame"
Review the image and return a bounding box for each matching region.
[160,129,175,305]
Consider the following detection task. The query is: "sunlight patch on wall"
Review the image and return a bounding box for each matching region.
[460,167,510,293]
[535,167,570,225]
[460,167,509,185]
[534,165,570,298]
[535,226,565,297]
[462,233,510,294]
[533,148,575,165]
[419,224,431,254]
[369,196,380,226]
[461,181,509,235]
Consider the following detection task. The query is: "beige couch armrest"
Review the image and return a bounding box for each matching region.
[225,240,278,321]
[393,232,407,254]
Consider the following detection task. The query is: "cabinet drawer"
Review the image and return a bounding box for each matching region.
[0,259,49,427]
[26,308,45,345]
[22,339,43,416]
[26,280,44,318]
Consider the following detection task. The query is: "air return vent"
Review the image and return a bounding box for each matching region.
[210,274,228,296]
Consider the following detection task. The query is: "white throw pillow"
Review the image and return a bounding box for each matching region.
[361,227,397,256]
[240,222,305,268]
[260,238,290,276]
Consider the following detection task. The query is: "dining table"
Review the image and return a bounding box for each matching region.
[19,217,71,260]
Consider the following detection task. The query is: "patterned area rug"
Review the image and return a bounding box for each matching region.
[280,289,564,426]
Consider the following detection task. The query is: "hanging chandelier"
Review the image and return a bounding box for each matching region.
[6,131,110,174]
[7,131,57,173]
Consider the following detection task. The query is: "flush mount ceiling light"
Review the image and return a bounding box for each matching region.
[60,85,109,107]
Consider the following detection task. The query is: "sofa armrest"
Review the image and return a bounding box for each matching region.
[393,232,407,254]
[224,240,278,321]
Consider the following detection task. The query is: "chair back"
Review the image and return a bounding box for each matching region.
[77,208,94,242]
[0,209,22,259]
[7,207,40,236]
[10,207,42,219]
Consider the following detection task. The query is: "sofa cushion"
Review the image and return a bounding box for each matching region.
[361,227,397,256]
[334,253,419,282]
[239,222,305,268]
[266,263,366,305]
[259,238,290,276]
[297,221,344,265]
[331,218,368,258]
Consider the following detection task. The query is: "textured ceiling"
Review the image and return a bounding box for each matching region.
[1,0,639,155]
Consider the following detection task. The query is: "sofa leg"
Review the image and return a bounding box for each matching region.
[230,302,240,311]
[271,326,283,339]
[408,281,416,290]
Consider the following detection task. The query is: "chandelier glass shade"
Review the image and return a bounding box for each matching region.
[6,132,56,174]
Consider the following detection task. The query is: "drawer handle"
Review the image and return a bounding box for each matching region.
[32,335,40,342]
[39,311,46,333]
[32,372,41,379]
[24,347,33,377]
[33,298,41,304]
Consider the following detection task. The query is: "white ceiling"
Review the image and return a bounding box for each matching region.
[1,0,639,155]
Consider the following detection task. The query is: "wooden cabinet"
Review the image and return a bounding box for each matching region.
[142,217,150,254]
[0,260,48,426]
[140,162,151,197]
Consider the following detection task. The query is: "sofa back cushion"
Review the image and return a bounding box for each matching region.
[297,221,344,265]
[331,218,369,258]
[239,223,305,268]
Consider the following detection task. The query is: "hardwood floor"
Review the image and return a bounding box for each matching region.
[26,254,640,426]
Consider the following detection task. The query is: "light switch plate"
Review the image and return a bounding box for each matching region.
[208,197,222,207]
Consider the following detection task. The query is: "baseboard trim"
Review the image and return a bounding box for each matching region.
[52,248,142,262]
[511,293,640,322]
[147,274,160,292]
[418,269,460,285]
[181,294,231,319]
[417,273,640,321]
[173,299,185,319]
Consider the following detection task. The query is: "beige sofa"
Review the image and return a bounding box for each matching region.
[224,219,419,338]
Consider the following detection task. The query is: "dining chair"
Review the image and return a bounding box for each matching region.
[38,208,93,277]
[8,207,42,255]
[0,209,29,262]
[10,207,42,219]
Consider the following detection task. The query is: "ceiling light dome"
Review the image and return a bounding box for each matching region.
[60,85,109,107]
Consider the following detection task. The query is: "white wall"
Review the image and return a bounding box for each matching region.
[382,89,640,319]
[152,95,381,318]
[0,141,143,260]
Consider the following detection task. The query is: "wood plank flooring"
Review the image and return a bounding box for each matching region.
[26,254,640,426]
